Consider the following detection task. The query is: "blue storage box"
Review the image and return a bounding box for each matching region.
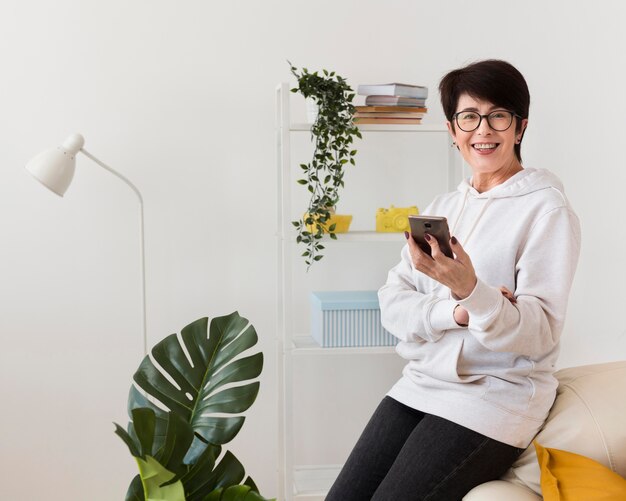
[310,291,397,347]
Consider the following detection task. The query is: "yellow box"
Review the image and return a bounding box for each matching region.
[375,205,419,232]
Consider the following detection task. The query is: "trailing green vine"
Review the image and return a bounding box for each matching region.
[289,62,361,269]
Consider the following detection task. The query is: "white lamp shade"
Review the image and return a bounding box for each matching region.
[25,134,85,197]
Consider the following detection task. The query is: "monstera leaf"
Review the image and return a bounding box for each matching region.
[116,408,271,500]
[129,312,263,446]
[115,313,273,501]
[133,456,186,501]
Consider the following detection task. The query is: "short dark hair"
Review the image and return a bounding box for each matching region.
[439,59,530,162]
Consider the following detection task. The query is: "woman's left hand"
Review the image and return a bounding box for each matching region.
[405,232,477,300]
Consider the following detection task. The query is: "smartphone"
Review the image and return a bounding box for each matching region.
[408,215,454,258]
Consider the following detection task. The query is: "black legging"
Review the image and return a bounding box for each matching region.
[326,396,524,501]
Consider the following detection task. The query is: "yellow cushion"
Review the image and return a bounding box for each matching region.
[535,441,626,501]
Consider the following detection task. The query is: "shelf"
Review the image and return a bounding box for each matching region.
[280,230,408,243]
[288,123,448,133]
[293,464,341,498]
[276,83,461,500]
[290,335,397,355]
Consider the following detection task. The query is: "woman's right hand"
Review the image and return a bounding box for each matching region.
[404,231,477,300]
[454,305,469,326]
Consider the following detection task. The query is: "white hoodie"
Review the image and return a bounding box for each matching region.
[378,167,581,448]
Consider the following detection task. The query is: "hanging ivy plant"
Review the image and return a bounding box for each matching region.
[289,62,361,269]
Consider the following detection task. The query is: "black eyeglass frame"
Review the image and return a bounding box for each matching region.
[452,110,523,132]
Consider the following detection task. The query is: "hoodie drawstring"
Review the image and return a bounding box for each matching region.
[451,190,469,236]
[450,189,493,248]
[463,198,493,246]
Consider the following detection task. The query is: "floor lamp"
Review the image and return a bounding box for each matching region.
[25,133,148,355]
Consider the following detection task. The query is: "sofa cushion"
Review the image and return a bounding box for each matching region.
[501,361,626,496]
[535,441,626,500]
[462,480,541,500]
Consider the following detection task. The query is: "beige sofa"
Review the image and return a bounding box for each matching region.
[463,360,626,500]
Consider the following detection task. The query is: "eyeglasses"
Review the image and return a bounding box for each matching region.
[453,110,521,132]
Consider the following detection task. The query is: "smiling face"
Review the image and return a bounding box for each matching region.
[447,93,527,176]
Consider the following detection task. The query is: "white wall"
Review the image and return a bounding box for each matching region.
[1,0,624,499]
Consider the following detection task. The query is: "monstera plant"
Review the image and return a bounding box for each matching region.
[114,312,274,501]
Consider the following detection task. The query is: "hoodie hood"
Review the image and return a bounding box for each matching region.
[457,167,565,199]
[451,168,566,245]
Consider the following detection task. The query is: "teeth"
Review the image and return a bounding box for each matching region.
[474,143,497,150]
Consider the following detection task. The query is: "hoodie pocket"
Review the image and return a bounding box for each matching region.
[481,356,535,413]
[418,336,489,397]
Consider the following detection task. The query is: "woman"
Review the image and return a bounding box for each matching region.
[326,60,581,500]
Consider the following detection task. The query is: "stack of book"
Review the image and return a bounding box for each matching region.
[355,83,428,124]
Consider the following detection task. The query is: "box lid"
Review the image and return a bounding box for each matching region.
[310,290,380,310]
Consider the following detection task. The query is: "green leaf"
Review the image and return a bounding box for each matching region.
[182,434,212,465]
[115,422,141,458]
[202,491,222,501]
[206,451,246,491]
[243,477,258,493]
[157,411,194,472]
[223,485,270,501]
[184,450,244,500]
[135,455,186,501]
[199,486,275,501]
[221,486,252,501]
[126,386,170,448]
[125,474,145,501]
[131,313,263,445]
[180,443,222,500]
[133,408,157,458]
[204,353,263,394]
[202,383,260,414]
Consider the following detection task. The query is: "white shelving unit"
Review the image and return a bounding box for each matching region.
[276,83,464,500]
